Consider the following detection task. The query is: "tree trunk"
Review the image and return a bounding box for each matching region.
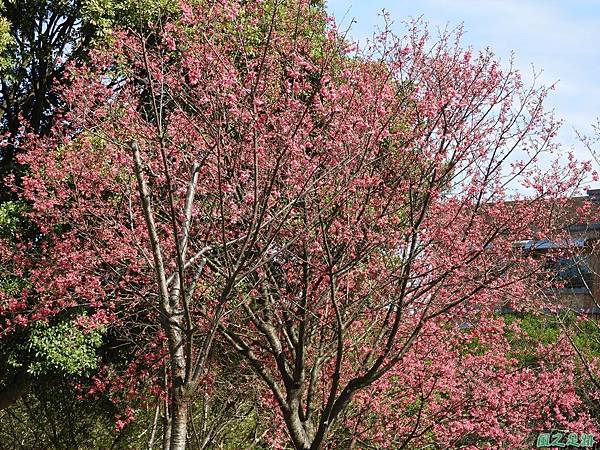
[162,400,171,450]
[169,400,188,450]
[283,403,313,450]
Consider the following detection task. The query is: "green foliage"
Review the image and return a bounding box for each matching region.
[503,311,600,366]
[503,312,557,366]
[0,15,12,71]
[0,275,29,297]
[245,0,327,60]
[566,315,600,358]
[505,312,560,344]
[461,336,488,356]
[28,319,104,376]
[0,201,31,297]
[219,410,269,450]
[0,377,140,450]
[0,200,26,239]
[82,0,179,39]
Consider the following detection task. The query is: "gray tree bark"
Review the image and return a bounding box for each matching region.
[169,400,188,450]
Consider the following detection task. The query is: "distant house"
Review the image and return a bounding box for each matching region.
[519,189,600,315]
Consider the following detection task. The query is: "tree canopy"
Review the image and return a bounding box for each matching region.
[1,1,600,449]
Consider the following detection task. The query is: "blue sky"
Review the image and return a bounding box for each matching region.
[326,0,600,166]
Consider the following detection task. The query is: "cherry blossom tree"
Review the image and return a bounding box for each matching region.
[0,1,596,448]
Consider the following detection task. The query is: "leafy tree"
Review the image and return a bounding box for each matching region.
[1,1,597,449]
[0,0,184,415]
[1,0,90,195]
[0,0,178,199]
